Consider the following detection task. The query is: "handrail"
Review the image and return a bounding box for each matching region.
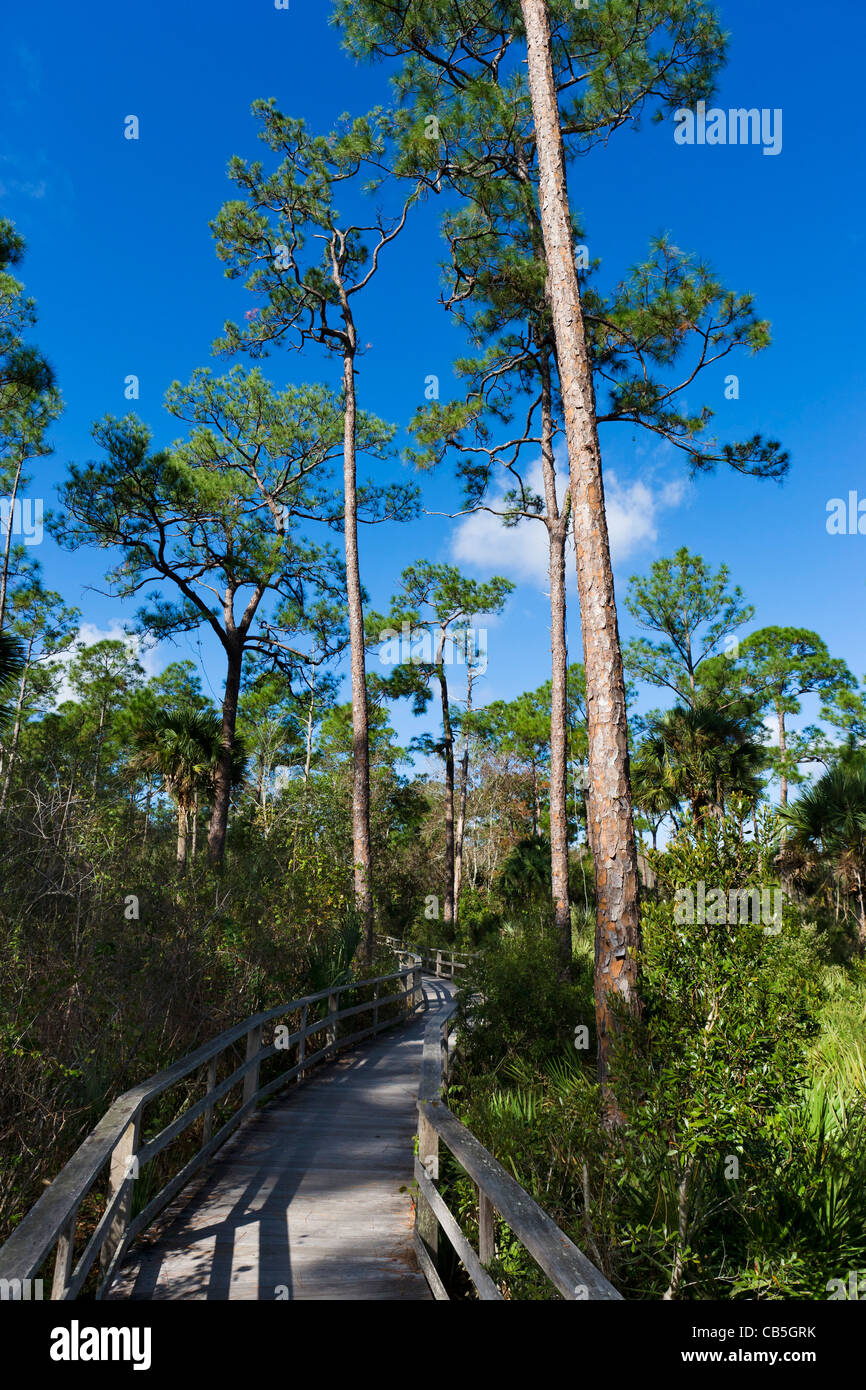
[381,934,478,981]
[413,999,622,1302]
[0,949,423,1301]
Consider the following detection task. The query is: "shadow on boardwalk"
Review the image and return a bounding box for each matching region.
[108,977,455,1301]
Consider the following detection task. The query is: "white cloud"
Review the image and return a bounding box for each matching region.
[606,473,687,560]
[450,456,687,588]
[0,179,47,201]
[763,715,780,747]
[49,622,164,706]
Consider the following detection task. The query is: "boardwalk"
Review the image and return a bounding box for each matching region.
[107,977,455,1301]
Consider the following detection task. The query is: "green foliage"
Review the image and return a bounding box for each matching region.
[625,547,754,705]
[458,917,589,1072]
[53,384,349,667]
[633,703,767,824]
[451,884,502,948]
[496,837,552,909]
[132,705,246,816]
[0,631,25,728]
[335,1,729,160]
[448,814,866,1299]
[779,754,866,952]
[304,911,364,992]
[810,963,866,1100]
[0,216,56,402]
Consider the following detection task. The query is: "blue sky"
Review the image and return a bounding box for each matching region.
[2,0,864,764]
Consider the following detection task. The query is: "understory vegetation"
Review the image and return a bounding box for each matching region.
[445,814,866,1300]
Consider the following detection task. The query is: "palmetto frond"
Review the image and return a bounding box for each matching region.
[633,703,765,821]
[131,705,246,811]
[0,630,26,731]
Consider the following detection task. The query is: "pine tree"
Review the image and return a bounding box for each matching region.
[212,104,421,955]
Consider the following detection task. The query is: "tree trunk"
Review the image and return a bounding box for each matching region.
[304,682,315,783]
[340,348,375,960]
[531,759,540,836]
[776,705,795,900]
[191,792,199,860]
[548,550,571,965]
[92,697,107,792]
[520,0,642,1121]
[208,643,243,865]
[454,732,469,923]
[436,636,456,930]
[540,357,572,971]
[177,804,188,875]
[453,665,474,925]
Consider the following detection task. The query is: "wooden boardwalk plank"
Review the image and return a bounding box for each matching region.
[108,979,455,1302]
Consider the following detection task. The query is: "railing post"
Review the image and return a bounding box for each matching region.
[479,1191,495,1265]
[326,991,338,1052]
[297,1003,308,1081]
[416,1103,440,1264]
[435,949,442,979]
[441,1016,452,1084]
[372,980,380,1033]
[202,1055,217,1146]
[243,1022,263,1107]
[100,1111,141,1276]
[51,1206,79,1299]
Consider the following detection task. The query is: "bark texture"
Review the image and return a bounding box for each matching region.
[436,626,456,929]
[342,350,374,959]
[453,665,474,926]
[520,0,642,1114]
[539,352,572,971]
[777,705,789,810]
[177,804,189,874]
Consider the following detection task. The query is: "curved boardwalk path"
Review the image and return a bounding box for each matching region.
[107,978,455,1301]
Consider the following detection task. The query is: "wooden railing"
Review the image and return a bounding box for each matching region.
[0,950,423,1301]
[413,1001,622,1302]
[382,935,477,981]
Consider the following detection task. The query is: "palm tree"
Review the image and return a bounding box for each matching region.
[635,705,766,827]
[132,706,246,873]
[779,756,866,952]
[0,630,25,732]
[630,760,681,850]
